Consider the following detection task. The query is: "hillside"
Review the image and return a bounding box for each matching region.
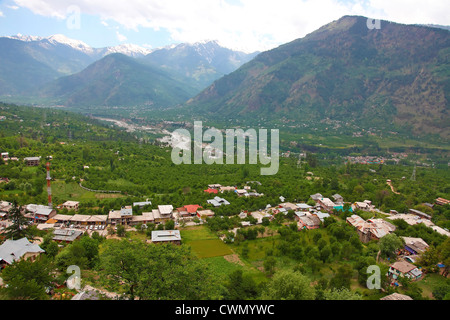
[38,53,198,109]
[187,16,450,139]
[141,40,259,91]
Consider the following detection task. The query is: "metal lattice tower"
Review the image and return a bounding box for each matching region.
[46,162,52,209]
[410,165,416,181]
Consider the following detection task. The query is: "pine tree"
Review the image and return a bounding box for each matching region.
[4,202,34,240]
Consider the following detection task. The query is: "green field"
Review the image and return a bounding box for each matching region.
[51,181,124,203]
[187,239,233,258]
[181,225,233,258]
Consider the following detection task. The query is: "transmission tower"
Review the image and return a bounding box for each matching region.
[410,165,416,181]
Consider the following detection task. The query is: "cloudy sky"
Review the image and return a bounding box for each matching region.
[0,0,448,52]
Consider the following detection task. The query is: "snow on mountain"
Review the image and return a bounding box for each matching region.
[7,33,44,42]
[5,34,152,58]
[100,43,153,58]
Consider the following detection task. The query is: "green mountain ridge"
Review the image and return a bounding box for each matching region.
[186,16,450,139]
[38,53,199,108]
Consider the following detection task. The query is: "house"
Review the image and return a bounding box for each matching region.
[346,215,396,243]
[52,229,83,243]
[149,205,173,224]
[151,230,181,245]
[409,209,431,220]
[354,201,372,212]
[317,198,336,212]
[0,201,12,220]
[208,184,222,189]
[402,237,429,256]
[70,214,91,227]
[197,209,215,219]
[24,156,40,166]
[380,293,413,300]
[157,205,173,219]
[88,215,108,227]
[0,238,45,269]
[235,189,248,197]
[279,202,298,212]
[312,212,331,223]
[131,212,155,225]
[108,206,133,226]
[61,201,80,211]
[310,193,323,202]
[207,197,230,207]
[250,211,272,224]
[52,214,74,227]
[176,204,202,218]
[388,261,423,282]
[296,203,312,212]
[297,214,321,230]
[25,204,56,223]
[132,200,152,208]
[0,177,9,183]
[435,197,450,206]
[204,188,219,194]
[332,194,344,204]
[220,186,236,193]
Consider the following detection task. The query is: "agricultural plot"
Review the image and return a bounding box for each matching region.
[181,225,233,258]
[188,239,233,258]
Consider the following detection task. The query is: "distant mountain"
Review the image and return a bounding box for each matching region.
[187,16,450,138]
[38,53,198,108]
[0,37,63,95]
[141,40,259,90]
[0,34,256,103]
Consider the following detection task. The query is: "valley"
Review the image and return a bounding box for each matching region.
[0,13,449,305]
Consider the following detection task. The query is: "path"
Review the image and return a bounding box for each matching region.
[386,180,400,195]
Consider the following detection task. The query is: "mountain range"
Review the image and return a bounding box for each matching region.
[187,16,450,138]
[0,34,257,101]
[0,16,449,139]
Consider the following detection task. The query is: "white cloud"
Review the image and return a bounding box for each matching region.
[0,11,4,17]
[116,30,127,42]
[11,0,450,52]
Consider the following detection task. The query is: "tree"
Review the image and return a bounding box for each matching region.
[328,264,353,290]
[164,219,175,230]
[116,224,126,237]
[4,202,34,240]
[262,270,315,300]
[263,256,277,276]
[322,288,362,300]
[224,270,259,300]
[379,233,403,259]
[99,239,222,300]
[1,258,53,300]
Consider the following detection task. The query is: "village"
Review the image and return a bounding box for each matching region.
[1,177,449,296]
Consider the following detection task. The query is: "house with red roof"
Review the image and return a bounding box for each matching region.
[176,204,202,217]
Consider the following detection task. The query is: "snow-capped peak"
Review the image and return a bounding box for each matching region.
[102,43,153,57]
[7,33,43,42]
[46,34,94,53]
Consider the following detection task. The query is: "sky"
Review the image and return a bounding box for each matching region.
[0,0,448,52]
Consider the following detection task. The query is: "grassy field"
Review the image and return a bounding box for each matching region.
[187,239,233,258]
[181,225,232,258]
[52,181,124,203]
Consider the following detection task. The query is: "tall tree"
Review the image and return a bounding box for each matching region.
[99,239,222,300]
[262,270,315,300]
[4,202,34,240]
